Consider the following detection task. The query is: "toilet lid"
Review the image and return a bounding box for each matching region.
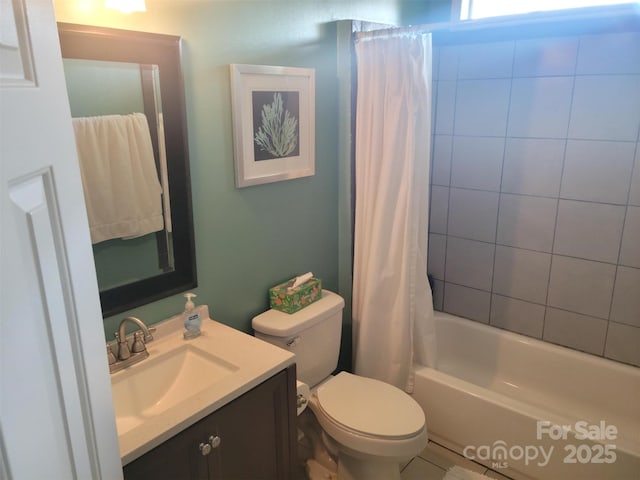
[315,372,425,439]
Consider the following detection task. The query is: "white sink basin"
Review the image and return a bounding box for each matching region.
[111,344,238,435]
[109,306,295,466]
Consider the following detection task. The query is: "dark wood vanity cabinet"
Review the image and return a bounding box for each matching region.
[123,365,297,480]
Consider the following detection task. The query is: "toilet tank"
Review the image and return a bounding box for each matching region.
[252,290,344,388]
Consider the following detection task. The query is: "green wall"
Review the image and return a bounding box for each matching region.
[401,0,454,24]
[55,1,404,362]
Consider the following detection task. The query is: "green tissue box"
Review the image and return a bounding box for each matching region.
[269,277,322,314]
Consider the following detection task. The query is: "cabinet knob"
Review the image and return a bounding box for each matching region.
[199,435,221,455]
[199,442,212,456]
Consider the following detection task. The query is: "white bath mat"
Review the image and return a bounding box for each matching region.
[443,465,492,480]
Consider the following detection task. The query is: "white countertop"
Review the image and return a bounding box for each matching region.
[112,306,295,465]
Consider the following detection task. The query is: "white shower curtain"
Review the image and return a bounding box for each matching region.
[352,33,436,392]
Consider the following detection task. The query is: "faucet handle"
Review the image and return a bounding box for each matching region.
[106,345,117,365]
[131,331,147,353]
[114,331,131,360]
[144,327,157,343]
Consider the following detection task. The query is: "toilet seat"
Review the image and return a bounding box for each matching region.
[316,372,425,438]
[309,372,427,458]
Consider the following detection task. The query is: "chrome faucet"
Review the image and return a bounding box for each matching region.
[117,316,154,360]
[108,316,155,373]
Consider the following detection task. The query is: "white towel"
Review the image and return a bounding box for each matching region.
[73,113,164,244]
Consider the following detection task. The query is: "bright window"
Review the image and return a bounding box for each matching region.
[460,0,639,20]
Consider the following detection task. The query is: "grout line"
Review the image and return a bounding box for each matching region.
[441,280,609,320]
[434,181,634,207]
[542,49,577,341]
[439,48,459,313]
[452,71,640,80]
[603,142,640,355]
[434,133,639,142]
[429,230,631,268]
[487,43,517,327]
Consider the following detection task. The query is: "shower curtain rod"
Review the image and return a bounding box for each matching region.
[354,3,640,41]
[354,23,435,41]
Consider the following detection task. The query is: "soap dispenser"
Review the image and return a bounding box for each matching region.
[182,292,201,339]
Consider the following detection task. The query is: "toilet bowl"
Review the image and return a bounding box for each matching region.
[252,290,428,480]
[311,372,426,457]
[309,372,427,480]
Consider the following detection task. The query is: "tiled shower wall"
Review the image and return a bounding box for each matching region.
[428,30,640,367]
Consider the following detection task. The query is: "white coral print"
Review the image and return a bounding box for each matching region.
[254,92,298,157]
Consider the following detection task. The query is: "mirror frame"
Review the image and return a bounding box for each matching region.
[58,22,197,318]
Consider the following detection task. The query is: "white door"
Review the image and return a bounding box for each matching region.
[1,0,122,478]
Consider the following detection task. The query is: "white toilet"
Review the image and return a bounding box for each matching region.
[252,290,427,480]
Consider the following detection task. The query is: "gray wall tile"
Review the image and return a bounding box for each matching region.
[432,46,441,81]
[448,188,499,243]
[604,322,640,367]
[577,32,640,75]
[439,46,458,80]
[428,34,640,367]
[501,138,565,197]
[432,279,444,311]
[455,79,511,136]
[553,200,625,264]
[445,237,495,291]
[435,80,456,134]
[490,295,545,338]
[620,206,640,268]
[497,194,557,252]
[547,256,616,319]
[610,266,640,328]
[458,41,514,79]
[514,37,578,77]
[428,233,446,281]
[560,140,635,204]
[432,135,452,186]
[507,77,573,138]
[431,81,438,134]
[429,186,449,234]
[493,246,551,304]
[444,283,491,323]
[544,308,607,355]
[630,147,640,206]
[569,75,640,141]
[451,136,504,191]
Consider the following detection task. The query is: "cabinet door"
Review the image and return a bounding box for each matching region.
[210,368,297,480]
[123,365,297,480]
[123,418,209,480]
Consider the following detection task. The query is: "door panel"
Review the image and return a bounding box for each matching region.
[1,0,121,478]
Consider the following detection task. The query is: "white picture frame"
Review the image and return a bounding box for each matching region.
[230,64,315,188]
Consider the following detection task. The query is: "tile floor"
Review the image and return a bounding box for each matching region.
[401,441,513,480]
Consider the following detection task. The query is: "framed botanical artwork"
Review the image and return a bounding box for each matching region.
[230,64,315,187]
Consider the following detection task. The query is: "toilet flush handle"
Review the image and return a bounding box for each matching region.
[286,336,300,348]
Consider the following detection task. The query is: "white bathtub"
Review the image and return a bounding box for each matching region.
[412,312,640,480]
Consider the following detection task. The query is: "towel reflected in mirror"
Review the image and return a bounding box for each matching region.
[72,112,165,244]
